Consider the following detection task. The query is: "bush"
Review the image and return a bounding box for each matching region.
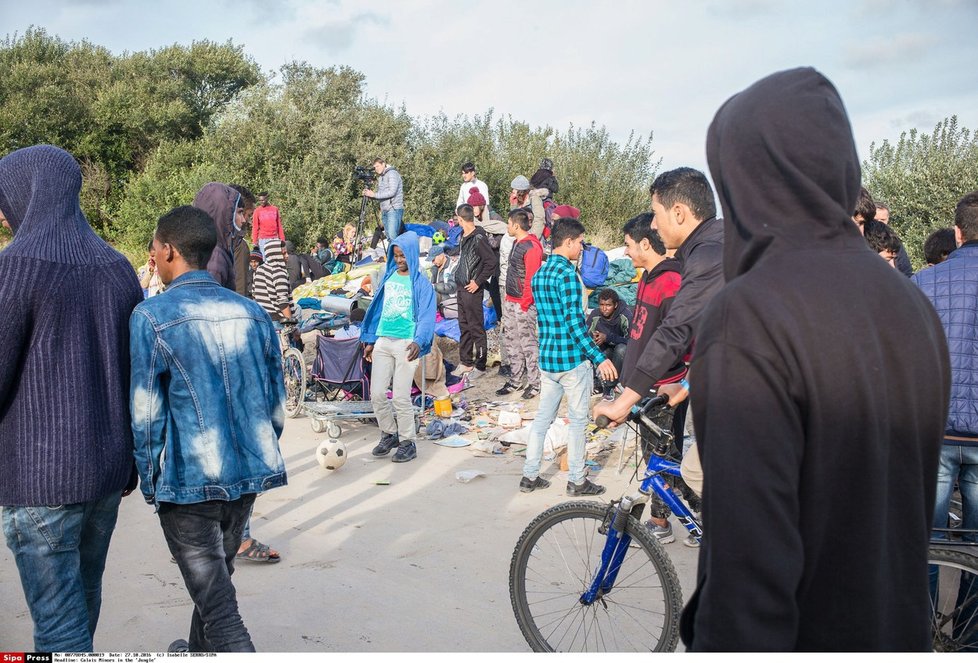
[864,116,978,270]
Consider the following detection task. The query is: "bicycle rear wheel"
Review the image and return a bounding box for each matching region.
[282,348,306,419]
[509,500,682,652]
[929,546,978,652]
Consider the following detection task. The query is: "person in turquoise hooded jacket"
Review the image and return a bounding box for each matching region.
[361,231,435,462]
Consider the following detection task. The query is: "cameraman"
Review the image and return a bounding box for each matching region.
[363,157,404,245]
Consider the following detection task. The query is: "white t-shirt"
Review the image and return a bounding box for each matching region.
[457,178,490,210]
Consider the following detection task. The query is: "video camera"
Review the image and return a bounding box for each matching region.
[353,165,375,183]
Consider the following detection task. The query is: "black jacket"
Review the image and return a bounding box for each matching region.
[455,226,497,288]
[681,67,950,652]
[624,216,724,396]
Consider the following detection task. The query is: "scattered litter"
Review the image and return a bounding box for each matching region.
[434,436,471,448]
[455,469,486,483]
[470,440,505,455]
[425,419,469,439]
[374,481,390,486]
[497,410,522,428]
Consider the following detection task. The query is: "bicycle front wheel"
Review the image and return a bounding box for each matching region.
[282,348,306,419]
[509,500,682,652]
[929,546,978,652]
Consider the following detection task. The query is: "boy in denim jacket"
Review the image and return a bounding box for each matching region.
[129,206,288,652]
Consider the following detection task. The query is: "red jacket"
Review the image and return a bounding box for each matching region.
[504,233,544,311]
[252,205,285,243]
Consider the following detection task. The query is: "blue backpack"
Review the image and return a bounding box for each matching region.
[580,243,610,288]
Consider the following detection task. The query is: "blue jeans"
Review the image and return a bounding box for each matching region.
[933,444,978,540]
[159,495,257,652]
[382,208,404,245]
[524,362,593,484]
[2,491,123,652]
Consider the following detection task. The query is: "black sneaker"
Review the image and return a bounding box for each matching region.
[168,639,190,653]
[521,385,540,400]
[498,364,512,378]
[391,441,417,463]
[566,478,607,496]
[495,381,525,396]
[371,432,400,457]
[519,476,551,493]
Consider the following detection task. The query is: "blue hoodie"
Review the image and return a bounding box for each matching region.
[361,231,436,356]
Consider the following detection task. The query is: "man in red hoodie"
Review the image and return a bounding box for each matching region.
[496,208,544,400]
[252,192,285,258]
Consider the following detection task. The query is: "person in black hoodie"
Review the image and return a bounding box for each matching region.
[679,67,951,652]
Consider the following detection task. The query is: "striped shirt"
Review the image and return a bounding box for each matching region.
[531,254,606,373]
[253,239,292,320]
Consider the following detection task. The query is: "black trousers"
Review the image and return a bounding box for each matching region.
[457,287,487,370]
[158,495,257,652]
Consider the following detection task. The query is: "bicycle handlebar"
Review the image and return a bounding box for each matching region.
[594,394,669,430]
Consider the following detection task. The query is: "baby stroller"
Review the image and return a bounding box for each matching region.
[304,335,373,437]
[303,334,427,438]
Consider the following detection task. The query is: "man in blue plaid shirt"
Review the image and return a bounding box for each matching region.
[521,218,618,496]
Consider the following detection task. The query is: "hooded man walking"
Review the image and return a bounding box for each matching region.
[680,67,950,652]
[0,145,143,652]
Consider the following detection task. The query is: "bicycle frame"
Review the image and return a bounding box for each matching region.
[580,402,701,606]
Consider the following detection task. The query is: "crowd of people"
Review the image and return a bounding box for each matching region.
[0,65,975,653]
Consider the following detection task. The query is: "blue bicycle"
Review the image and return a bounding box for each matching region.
[509,395,698,652]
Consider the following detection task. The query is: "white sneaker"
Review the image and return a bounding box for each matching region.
[683,533,700,548]
[466,368,486,381]
[645,520,675,544]
[452,364,474,377]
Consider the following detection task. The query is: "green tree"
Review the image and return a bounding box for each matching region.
[864,116,978,269]
[0,28,262,233]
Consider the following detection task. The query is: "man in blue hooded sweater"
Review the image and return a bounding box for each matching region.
[361,231,435,463]
[0,145,143,652]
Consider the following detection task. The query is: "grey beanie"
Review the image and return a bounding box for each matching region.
[511,175,531,190]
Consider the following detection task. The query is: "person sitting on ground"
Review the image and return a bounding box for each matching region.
[334,223,357,263]
[130,205,287,652]
[334,306,366,339]
[863,219,902,268]
[360,232,435,464]
[522,218,617,497]
[314,236,335,271]
[585,289,632,400]
[138,237,165,297]
[497,208,543,399]
[925,227,956,266]
[285,240,304,292]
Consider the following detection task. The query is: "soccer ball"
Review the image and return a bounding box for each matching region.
[316,438,347,470]
[432,230,446,245]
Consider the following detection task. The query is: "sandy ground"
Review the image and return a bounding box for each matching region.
[0,367,699,653]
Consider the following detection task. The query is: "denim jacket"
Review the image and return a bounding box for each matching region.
[129,271,288,505]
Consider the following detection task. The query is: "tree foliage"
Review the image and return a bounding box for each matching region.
[0,28,261,232]
[1,30,659,253]
[864,116,978,269]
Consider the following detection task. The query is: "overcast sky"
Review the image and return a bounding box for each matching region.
[4,0,978,176]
